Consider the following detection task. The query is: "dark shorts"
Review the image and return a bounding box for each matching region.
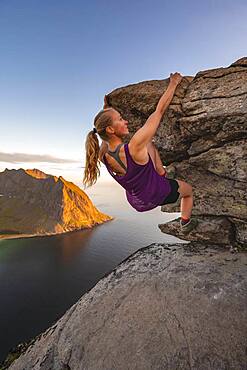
[159,179,180,205]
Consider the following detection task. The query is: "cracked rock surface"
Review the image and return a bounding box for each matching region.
[7,243,247,370]
[106,56,247,246]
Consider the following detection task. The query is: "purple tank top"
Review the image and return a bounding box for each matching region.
[103,143,171,212]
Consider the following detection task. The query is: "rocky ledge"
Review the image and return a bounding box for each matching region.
[106,56,247,247]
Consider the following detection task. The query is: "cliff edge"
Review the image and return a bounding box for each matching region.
[3,58,247,369]
[6,243,247,370]
[106,56,247,247]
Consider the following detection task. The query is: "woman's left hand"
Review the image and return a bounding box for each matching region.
[160,168,167,177]
[103,95,110,109]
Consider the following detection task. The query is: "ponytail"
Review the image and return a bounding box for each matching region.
[82,108,113,188]
[82,129,100,188]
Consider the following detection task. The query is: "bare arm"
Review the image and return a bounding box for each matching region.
[129,73,182,150]
[147,141,166,175]
[156,81,178,116]
[129,81,178,149]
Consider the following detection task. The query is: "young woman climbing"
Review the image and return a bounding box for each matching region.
[83,72,197,233]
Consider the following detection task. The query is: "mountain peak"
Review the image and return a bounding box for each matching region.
[0,168,113,239]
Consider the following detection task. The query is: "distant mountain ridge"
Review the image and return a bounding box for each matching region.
[0,168,113,239]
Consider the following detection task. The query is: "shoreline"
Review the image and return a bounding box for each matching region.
[0,233,59,241]
[0,218,114,242]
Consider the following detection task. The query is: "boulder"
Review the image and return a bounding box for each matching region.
[106,56,247,246]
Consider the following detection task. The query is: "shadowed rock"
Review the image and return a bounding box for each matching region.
[158,216,235,245]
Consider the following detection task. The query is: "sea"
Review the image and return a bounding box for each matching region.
[0,180,182,363]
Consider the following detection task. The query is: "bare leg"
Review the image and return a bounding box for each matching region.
[176,180,193,219]
[181,196,193,219]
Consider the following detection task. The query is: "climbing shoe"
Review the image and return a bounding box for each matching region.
[180,217,198,234]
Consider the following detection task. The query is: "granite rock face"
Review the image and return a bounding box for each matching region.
[106,57,247,246]
[7,243,247,370]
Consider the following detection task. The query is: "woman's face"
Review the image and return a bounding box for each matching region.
[109,110,129,137]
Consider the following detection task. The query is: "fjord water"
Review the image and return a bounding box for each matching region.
[0,180,181,363]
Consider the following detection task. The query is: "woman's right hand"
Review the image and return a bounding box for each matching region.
[169,72,183,86]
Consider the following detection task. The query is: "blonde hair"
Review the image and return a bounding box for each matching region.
[82,107,115,188]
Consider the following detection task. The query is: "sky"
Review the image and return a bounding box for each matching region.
[0,0,246,187]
